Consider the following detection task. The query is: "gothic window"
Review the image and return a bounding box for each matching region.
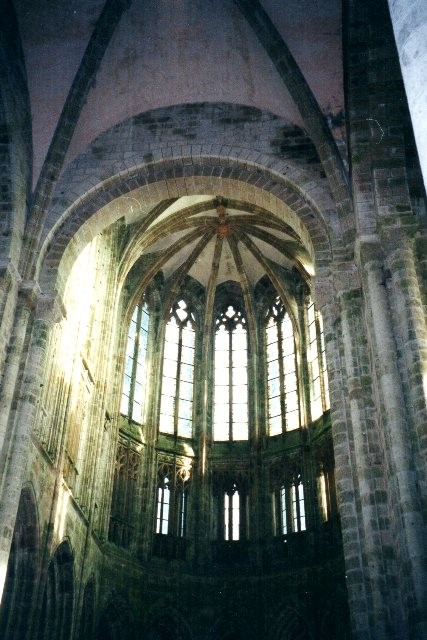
[108,443,140,547]
[307,299,330,421]
[156,476,171,535]
[121,302,150,423]
[273,475,306,535]
[266,298,300,435]
[155,461,190,537]
[318,465,336,522]
[272,485,288,535]
[224,486,240,541]
[159,300,195,438]
[214,305,248,441]
[291,476,306,532]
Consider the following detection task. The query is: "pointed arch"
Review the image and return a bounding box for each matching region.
[97,594,135,640]
[0,485,40,640]
[38,540,74,640]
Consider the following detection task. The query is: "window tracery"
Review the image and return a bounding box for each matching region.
[109,441,140,548]
[159,300,196,438]
[155,457,191,538]
[271,463,307,535]
[307,298,330,420]
[214,305,248,441]
[265,297,300,434]
[121,302,150,423]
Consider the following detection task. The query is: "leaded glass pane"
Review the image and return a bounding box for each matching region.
[177,417,192,438]
[269,415,282,436]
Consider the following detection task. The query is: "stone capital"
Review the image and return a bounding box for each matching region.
[34,291,66,326]
[17,280,41,312]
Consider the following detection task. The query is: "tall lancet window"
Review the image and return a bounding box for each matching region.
[266,297,300,434]
[121,302,150,423]
[159,300,195,438]
[214,305,248,441]
[307,298,330,421]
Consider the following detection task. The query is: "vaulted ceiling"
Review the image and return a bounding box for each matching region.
[13,0,345,187]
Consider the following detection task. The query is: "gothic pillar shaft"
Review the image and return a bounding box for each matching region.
[318,296,372,639]
[385,241,427,471]
[387,0,427,190]
[0,289,59,603]
[339,289,394,639]
[361,247,426,637]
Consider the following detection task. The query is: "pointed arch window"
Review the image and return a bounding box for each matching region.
[307,299,330,421]
[224,486,240,541]
[121,302,150,423]
[155,461,190,537]
[214,305,248,441]
[159,300,195,438]
[272,474,306,535]
[266,298,300,434]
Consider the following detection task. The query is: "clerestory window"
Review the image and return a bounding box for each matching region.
[159,300,195,438]
[121,302,150,423]
[214,305,248,441]
[307,299,330,421]
[266,298,300,434]
[224,487,240,541]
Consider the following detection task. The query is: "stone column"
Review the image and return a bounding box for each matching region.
[387,0,427,190]
[384,234,427,493]
[315,264,401,640]
[359,237,427,639]
[314,273,371,639]
[0,286,64,602]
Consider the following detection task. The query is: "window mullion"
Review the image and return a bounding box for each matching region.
[316,312,327,413]
[128,305,143,418]
[277,320,286,433]
[174,324,183,436]
[228,328,233,441]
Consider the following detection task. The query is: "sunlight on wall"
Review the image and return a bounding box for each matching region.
[54,484,70,540]
[56,240,99,386]
[0,556,8,605]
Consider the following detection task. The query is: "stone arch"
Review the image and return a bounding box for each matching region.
[79,577,96,640]
[143,605,193,640]
[207,612,256,640]
[37,168,334,301]
[0,485,40,640]
[96,594,135,640]
[270,606,312,640]
[37,539,74,640]
[31,103,348,289]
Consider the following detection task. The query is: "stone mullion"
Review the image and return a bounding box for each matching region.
[138,304,165,561]
[193,236,222,566]
[227,235,258,434]
[297,289,318,532]
[296,290,312,428]
[361,245,426,638]
[315,288,373,640]
[256,307,273,544]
